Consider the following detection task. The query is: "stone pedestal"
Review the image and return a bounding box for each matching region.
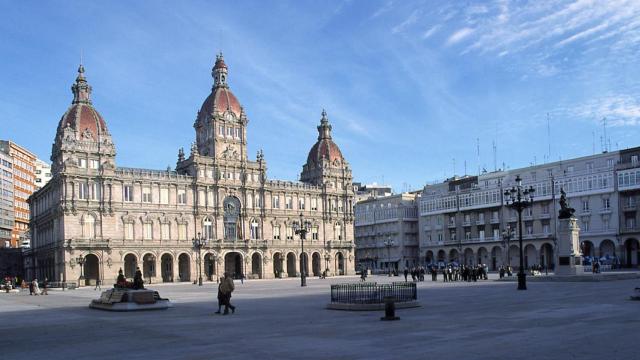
[89,288,172,311]
[555,217,584,276]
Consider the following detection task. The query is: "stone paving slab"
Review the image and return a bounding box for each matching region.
[0,274,639,360]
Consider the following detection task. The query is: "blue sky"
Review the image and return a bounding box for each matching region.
[1,0,640,192]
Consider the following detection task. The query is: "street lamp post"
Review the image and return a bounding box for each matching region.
[294,213,310,287]
[383,238,394,276]
[192,232,208,286]
[76,255,86,286]
[504,175,535,291]
[502,224,513,268]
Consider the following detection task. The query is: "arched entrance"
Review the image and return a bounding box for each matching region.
[477,247,488,266]
[225,252,243,278]
[204,253,216,281]
[425,250,434,265]
[437,250,446,262]
[599,239,616,257]
[161,254,173,282]
[251,253,262,279]
[509,245,520,269]
[490,246,502,270]
[83,254,99,286]
[142,253,156,283]
[299,252,309,277]
[286,252,297,277]
[312,252,321,276]
[178,254,191,282]
[336,252,345,275]
[124,253,137,278]
[540,243,553,269]
[624,238,639,267]
[449,249,459,263]
[273,252,283,278]
[582,241,595,258]
[524,244,536,268]
[464,248,474,266]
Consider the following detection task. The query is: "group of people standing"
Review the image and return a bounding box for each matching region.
[430,264,489,282]
[403,267,427,282]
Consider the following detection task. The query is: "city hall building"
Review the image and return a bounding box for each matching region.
[26,54,355,284]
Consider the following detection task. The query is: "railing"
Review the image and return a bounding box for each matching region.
[330,282,417,304]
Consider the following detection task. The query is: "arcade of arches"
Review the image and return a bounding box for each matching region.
[422,237,637,271]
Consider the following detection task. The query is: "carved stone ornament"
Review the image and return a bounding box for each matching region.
[221,145,239,160]
[81,128,93,140]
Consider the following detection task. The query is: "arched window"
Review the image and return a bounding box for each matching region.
[203,217,213,239]
[250,219,260,240]
[83,214,95,239]
[223,196,241,240]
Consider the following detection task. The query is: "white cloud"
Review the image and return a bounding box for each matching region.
[446,27,474,45]
[572,95,640,126]
[391,9,420,34]
[422,25,440,39]
[371,1,394,19]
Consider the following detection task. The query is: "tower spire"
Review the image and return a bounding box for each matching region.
[71,64,92,104]
[317,109,332,140]
[212,51,228,88]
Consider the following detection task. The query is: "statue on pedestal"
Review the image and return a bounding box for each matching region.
[558,188,575,219]
[133,267,145,290]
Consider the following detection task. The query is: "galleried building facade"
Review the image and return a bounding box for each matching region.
[26,54,355,284]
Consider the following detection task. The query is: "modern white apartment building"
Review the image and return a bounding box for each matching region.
[418,148,640,270]
[354,192,419,272]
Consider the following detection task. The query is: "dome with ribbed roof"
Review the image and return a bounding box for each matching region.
[306,110,345,167]
[56,65,110,141]
[197,52,242,119]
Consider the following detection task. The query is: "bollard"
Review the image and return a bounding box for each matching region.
[380,296,400,321]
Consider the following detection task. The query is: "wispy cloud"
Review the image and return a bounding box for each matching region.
[391,9,420,34]
[571,95,640,126]
[422,25,440,39]
[371,1,394,19]
[446,27,474,45]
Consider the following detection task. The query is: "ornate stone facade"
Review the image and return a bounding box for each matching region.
[26,55,355,284]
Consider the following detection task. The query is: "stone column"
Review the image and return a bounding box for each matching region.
[555,217,584,276]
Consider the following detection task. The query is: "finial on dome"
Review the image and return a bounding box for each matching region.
[212,51,229,88]
[71,64,92,105]
[317,109,332,140]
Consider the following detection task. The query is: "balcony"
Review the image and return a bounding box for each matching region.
[476,219,485,225]
[599,208,613,214]
[539,213,551,219]
[623,204,637,211]
[462,221,471,227]
[448,222,456,228]
[490,217,500,224]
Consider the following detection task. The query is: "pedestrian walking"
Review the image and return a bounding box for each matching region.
[32,279,40,295]
[42,277,49,295]
[94,278,102,291]
[219,272,236,315]
[28,280,34,295]
[403,268,409,282]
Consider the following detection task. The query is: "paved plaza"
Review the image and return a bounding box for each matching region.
[1,274,638,360]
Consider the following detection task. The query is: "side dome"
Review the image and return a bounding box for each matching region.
[306,110,345,167]
[56,65,110,140]
[198,53,242,120]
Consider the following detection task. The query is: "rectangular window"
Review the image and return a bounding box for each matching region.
[123,185,133,202]
[285,197,292,209]
[272,195,280,209]
[542,223,550,234]
[603,198,610,210]
[143,223,152,240]
[437,233,443,242]
[219,125,224,136]
[90,183,100,200]
[125,223,134,240]
[450,230,456,241]
[89,159,99,169]
[142,187,152,203]
[161,223,170,240]
[479,229,485,240]
[178,224,187,240]
[582,200,589,212]
[78,183,89,200]
[583,221,590,232]
[493,228,500,240]
[632,155,639,164]
[160,188,169,204]
[273,226,280,240]
[311,198,317,211]
[79,158,87,168]
[465,231,470,240]
[312,227,319,240]
[178,189,186,204]
[286,227,293,240]
[299,198,305,210]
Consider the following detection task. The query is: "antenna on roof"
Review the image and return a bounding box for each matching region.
[547,112,551,161]
[602,117,609,153]
[592,130,596,155]
[492,140,497,171]
[476,138,480,175]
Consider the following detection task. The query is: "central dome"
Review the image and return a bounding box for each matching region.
[198,52,242,119]
[306,110,344,167]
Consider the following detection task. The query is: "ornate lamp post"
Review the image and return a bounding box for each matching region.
[502,224,514,268]
[192,232,208,286]
[504,175,535,290]
[383,238,394,277]
[324,253,330,276]
[76,255,86,286]
[293,213,311,287]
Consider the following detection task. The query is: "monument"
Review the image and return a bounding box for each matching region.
[89,268,172,311]
[555,188,584,276]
